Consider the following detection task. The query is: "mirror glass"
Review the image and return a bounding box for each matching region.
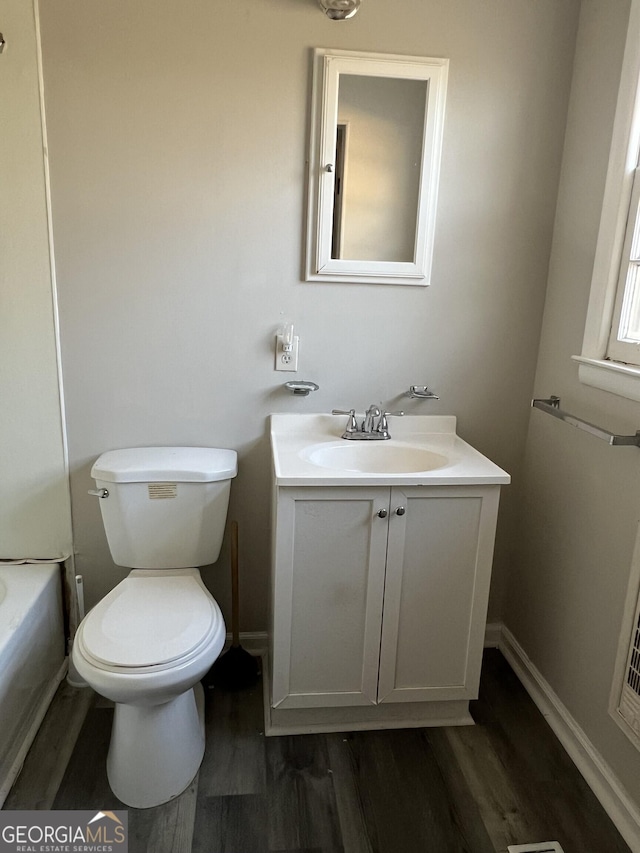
[332,75,427,263]
[305,50,448,286]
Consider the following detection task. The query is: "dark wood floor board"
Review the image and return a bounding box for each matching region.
[325,734,373,853]
[192,793,268,853]
[5,682,95,810]
[467,712,631,853]
[129,773,199,853]
[265,734,344,852]
[444,721,551,850]
[5,651,632,853]
[52,706,121,810]
[337,727,489,853]
[424,728,499,853]
[475,650,581,784]
[199,684,266,797]
[473,652,630,852]
[527,779,631,853]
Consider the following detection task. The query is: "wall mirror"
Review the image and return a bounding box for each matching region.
[305,49,448,286]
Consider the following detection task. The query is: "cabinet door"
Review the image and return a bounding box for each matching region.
[272,487,389,709]
[378,485,500,703]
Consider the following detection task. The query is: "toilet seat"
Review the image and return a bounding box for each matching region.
[78,570,222,674]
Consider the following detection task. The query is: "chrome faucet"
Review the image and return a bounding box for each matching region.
[363,404,380,434]
[332,405,404,440]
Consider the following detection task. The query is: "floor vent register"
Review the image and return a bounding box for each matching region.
[507,844,565,853]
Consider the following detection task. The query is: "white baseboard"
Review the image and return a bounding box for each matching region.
[492,622,640,853]
[484,621,503,648]
[225,631,268,656]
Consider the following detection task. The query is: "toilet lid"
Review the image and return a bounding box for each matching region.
[82,574,217,668]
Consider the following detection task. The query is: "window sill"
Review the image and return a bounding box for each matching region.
[572,355,640,402]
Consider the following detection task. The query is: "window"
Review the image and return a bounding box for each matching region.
[608,165,640,366]
[574,1,640,400]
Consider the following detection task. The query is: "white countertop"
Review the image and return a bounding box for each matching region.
[270,414,511,487]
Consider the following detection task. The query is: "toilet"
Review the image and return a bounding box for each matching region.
[72,446,238,809]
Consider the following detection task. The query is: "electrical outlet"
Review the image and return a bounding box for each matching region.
[275,334,299,372]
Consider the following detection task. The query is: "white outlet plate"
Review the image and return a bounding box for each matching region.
[275,334,299,372]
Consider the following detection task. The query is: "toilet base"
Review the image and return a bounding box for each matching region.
[107,683,205,808]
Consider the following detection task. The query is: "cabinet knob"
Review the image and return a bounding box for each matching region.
[377,509,388,518]
[395,506,406,516]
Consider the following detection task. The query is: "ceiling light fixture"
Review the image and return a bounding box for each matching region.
[318,0,361,21]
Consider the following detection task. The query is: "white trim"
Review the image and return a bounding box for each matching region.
[265,708,473,737]
[607,166,640,365]
[305,48,448,286]
[33,0,75,570]
[572,355,640,402]
[497,624,640,853]
[578,0,640,400]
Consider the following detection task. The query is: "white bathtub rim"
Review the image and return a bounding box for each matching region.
[0,566,63,660]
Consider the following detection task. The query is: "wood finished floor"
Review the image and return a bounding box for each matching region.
[5,650,631,853]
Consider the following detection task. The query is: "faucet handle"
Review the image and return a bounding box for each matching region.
[377,410,404,434]
[332,408,358,433]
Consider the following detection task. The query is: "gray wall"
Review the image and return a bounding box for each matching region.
[1,0,72,560]
[38,0,579,627]
[506,0,640,808]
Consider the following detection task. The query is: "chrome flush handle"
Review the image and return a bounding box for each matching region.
[88,488,109,499]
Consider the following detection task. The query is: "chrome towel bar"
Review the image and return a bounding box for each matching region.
[531,396,640,447]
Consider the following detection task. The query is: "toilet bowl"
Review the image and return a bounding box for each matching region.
[75,447,237,808]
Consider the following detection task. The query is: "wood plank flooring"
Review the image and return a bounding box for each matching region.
[4,650,632,853]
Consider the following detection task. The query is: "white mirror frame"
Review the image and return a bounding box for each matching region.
[305,48,449,286]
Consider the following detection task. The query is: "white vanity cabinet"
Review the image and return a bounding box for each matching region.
[269,482,501,733]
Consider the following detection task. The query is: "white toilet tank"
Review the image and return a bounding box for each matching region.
[91,447,238,569]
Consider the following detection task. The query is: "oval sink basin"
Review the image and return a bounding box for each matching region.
[303,443,449,474]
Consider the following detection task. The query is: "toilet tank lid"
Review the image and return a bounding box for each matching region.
[91,447,238,483]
